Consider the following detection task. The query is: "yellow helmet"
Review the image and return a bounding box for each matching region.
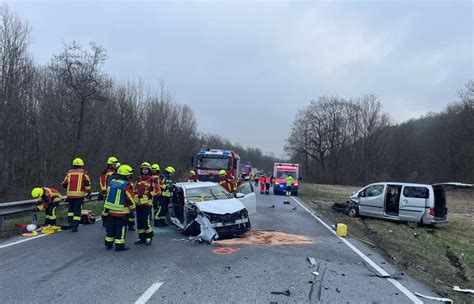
[117,164,133,176]
[190,170,196,175]
[107,156,119,165]
[219,170,227,176]
[151,163,160,171]
[140,162,151,169]
[72,158,84,166]
[165,166,175,174]
[31,187,44,199]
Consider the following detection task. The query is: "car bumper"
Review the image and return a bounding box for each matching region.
[422,216,448,225]
[273,184,298,193]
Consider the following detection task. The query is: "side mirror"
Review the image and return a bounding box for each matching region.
[235,193,245,199]
[351,191,356,195]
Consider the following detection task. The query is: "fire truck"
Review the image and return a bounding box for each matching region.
[194,149,241,182]
[273,163,300,196]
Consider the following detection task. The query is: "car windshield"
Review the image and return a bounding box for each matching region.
[276,171,297,179]
[196,157,230,170]
[186,185,233,202]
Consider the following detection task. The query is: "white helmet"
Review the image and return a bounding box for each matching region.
[26,224,37,232]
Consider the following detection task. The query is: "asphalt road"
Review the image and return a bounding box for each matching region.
[0,188,439,303]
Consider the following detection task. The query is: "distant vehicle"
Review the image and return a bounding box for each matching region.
[193,149,240,182]
[241,162,252,180]
[346,182,472,226]
[169,181,256,237]
[273,163,300,196]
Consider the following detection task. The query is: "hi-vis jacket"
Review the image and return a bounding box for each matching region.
[104,178,136,217]
[62,168,91,199]
[219,179,233,193]
[100,166,116,193]
[36,187,62,211]
[134,174,153,205]
[150,174,162,197]
[161,176,174,198]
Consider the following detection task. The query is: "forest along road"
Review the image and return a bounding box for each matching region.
[0,189,438,303]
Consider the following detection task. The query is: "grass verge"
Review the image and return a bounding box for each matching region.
[300,183,474,303]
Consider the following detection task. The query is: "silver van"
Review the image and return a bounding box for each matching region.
[346,182,472,226]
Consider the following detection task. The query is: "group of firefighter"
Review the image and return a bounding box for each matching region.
[252,173,294,196]
[29,156,241,252]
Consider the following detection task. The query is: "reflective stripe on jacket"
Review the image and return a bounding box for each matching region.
[105,179,136,216]
[133,175,153,205]
[62,168,91,198]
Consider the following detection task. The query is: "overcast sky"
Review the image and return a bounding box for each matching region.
[9,0,473,157]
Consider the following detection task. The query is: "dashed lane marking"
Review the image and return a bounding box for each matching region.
[135,281,164,304]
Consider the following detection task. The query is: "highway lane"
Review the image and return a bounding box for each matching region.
[0,188,438,303]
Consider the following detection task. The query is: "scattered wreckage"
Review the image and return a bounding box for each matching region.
[169,181,256,243]
[333,182,472,227]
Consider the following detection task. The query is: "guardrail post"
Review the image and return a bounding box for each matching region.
[0,215,5,232]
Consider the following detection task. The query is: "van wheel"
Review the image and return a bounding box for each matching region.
[346,205,359,217]
[407,221,422,228]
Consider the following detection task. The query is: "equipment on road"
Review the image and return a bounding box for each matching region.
[336,223,347,237]
[41,225,61,234]
[26,224,37,232]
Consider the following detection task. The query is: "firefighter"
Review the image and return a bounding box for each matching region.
[259,174,266,194]
[150,163,163,227]
[188,170,197,182]
[98,156,119,226]
[104,164,136,251]
[62,158,91,232]
[31,187,63,226]
[286,174,294,196]
[265,173,272,195]
[219,170,234,193]
[133,162,154,245]
[156,166,175,227]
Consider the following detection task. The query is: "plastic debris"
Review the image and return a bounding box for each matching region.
[308,257,317,267]
[415,292,453,303]
[453,286,474,294]
[195,214,218,244]
[283,201,291,205]
[312,271,319,276]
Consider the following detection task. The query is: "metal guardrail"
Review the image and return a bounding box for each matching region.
[0,192,100,231]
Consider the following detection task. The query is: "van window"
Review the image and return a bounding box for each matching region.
[360,185,384,197]
[403,186,429,199]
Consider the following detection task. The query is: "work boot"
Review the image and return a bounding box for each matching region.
[72,225,78,232]
[115,246,130,252]
[145,238,152,245]
[105,243,113,250]
[134,239,145,245]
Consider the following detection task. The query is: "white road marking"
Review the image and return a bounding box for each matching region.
[291,196,423,304]
[135,282,164,304]
[0,233,48,249]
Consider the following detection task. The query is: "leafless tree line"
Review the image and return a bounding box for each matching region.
[286,84,473,185]
[0,6,277,200]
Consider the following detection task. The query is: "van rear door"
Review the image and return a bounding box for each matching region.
[432,183,472,218]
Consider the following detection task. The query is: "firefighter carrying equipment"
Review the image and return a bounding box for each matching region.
[118,164,133,176]
[107,156,119,165]
[72,158,84,167]
[33,187,62,226]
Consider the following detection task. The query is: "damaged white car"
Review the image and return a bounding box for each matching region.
[169,181,256,240]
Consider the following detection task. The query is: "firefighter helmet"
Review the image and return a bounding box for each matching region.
[31,187,44,199]
[107,156,119,165]
[165,166,175,174]
[219,170,226,176]
[151,163,160,171]
[72,158,84,166]
[140,162,151,169]
[117,164,133,176]
[190,170,196,175]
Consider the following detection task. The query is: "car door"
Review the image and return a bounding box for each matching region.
[236,181,257,215]
[398,186,429,222]
[358,184,385,217]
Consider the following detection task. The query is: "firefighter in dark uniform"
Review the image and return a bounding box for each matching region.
[62,158,91,232]
[104,164,136,251]
[155,166,175,227]
[98,156,119,226]
[133,162,154,245]
[150,163,163,227]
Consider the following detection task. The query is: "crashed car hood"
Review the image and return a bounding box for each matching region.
[194,198,245,215]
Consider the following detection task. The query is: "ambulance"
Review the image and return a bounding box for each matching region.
[273,163,300,196]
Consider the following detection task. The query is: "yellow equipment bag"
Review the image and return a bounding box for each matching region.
[336,223,347,237]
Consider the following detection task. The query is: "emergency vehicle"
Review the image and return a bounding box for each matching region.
[273,163,300,196]
[194,149,241,182]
